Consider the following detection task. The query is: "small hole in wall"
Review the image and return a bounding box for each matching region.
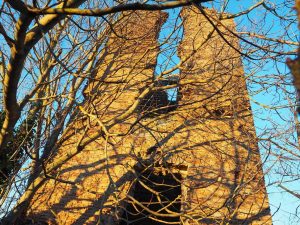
[213,108,225,117]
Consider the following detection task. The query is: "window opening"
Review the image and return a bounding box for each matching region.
[119,168,182,225]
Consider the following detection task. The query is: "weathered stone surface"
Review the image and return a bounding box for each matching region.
[27,7,271,225]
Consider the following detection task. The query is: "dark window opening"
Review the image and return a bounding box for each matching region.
[138,77,180,117]
[119,169,182,225]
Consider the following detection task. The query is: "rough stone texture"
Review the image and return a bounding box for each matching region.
[27,7,272,225]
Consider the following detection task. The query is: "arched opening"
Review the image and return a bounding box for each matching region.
[119,168,182,225]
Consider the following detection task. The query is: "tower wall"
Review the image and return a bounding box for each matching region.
[173,7,271,224]
[27,11,168,225]
[27,7,271,225]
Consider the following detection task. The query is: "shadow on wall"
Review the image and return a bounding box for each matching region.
[23,7,271,225]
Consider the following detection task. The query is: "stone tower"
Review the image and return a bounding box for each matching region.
[27,7,272,225]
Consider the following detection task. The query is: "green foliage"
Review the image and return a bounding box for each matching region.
[0,110,37,187]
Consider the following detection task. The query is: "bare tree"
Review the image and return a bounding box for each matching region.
[0,0,299,224]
